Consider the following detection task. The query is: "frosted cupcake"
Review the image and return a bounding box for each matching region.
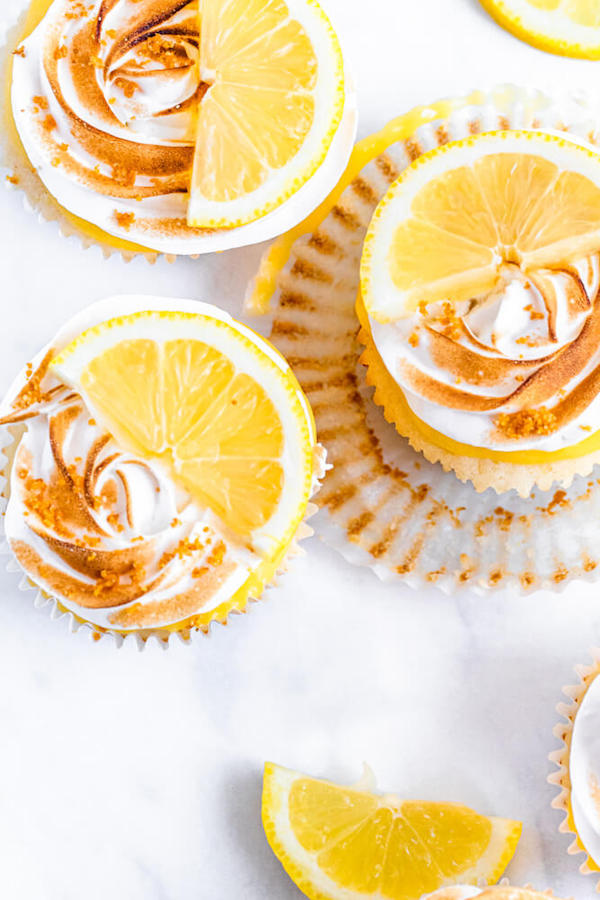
[425,890,565,900]
[359,129,600,496]
[3,0,356,257]
[550,654,600,886]
[0,296,322,641]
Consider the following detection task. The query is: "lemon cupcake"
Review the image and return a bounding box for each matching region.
[247,85,600,590]
[550,653,600,887]
[426,891,565,900]
[359,129,600,496]
[0,295,323,643]
[2,0,356,258]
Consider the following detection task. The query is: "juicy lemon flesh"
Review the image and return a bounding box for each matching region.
[79,338,285,536]
[371,135,600,318]
[264,765,522,900]
[290,780,491,897]
[189,0,342,226]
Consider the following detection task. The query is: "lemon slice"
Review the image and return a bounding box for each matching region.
[361,130,600,322]
[49,309,316,558]
[479,0,600,58]
[262,763,522,900]
[187,0,345,228]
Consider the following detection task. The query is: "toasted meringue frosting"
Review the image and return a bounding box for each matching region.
[10,0,356,255]
[0,296,312,632]
[369,254,600,451]
[569,669,600,868]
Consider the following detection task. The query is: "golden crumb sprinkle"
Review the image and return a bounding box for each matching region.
[5,173,19,185]
[113,211,135,230]
[13,46,26,58]
[422,301,463,341]
[524,303,545,321]
[159,537,206,570]
[408,331,419,348]
[496,406,557,439]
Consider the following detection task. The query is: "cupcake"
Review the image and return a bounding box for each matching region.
[426,890,565,900]
[0,295,323,642]
[359,128,600,497]
[550,654,600,886]
[2,0,356,258]
[251,85,600,590]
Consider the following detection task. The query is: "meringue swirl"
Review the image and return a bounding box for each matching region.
[0,349,258,631]
[12,0,206,250]
[10,0,357,254]
[370,254,600,451]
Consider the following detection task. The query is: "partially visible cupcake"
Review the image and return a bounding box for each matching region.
[0,295,323,641]
[359,128,600,496]
[426,890,566,900]
[2,0,356,258]
[550,653,600,886]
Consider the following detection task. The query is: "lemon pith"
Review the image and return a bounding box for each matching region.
[188,0,345,229]
[479,0,600,59]
[262,763,522,900]
[361,130,600,324]
[50,310,316,555]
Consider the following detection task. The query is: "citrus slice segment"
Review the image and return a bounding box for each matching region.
[49,309,316,555]
[361,130,600,322]
[479,0,600,58]
[262,763,522,900]
[187,0,345,228]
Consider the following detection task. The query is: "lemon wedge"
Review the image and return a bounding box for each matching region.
[187,0,345,229]
[480,0,600,58]
[49,308,316,558]
[361,130,600,322]
[262,763,522,900]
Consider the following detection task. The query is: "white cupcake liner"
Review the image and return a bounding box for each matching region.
[255,83,600,594]
[0,5,357,262]
[0,296,326,649]
[548,651,600,887]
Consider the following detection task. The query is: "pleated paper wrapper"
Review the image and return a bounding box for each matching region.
[250,84,600,595]
[548,651,600,891]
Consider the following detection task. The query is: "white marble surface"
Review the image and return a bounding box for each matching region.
[2,1,600,898]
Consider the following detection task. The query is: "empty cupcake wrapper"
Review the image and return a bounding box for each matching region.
[548,651,600,887]
[253,83,600,594]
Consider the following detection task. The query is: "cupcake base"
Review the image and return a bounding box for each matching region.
[357,300,600,498]
[253,84,600,593]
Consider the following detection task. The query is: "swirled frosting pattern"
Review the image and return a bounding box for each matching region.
[370,255,600,451]
[0,348,259,631]
[13,0,205,248]
[568,670,600,869]
[10,0,356,254]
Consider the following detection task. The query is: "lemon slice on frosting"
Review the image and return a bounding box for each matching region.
[50,310,316,562]
[262,762,522,900]
[187,0,345,228]
[361,130,600,323]
[480,0,600,58]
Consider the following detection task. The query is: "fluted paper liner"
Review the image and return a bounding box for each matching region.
[0,298,325,649]
[548,652,600,889]
[251,84,600,594]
